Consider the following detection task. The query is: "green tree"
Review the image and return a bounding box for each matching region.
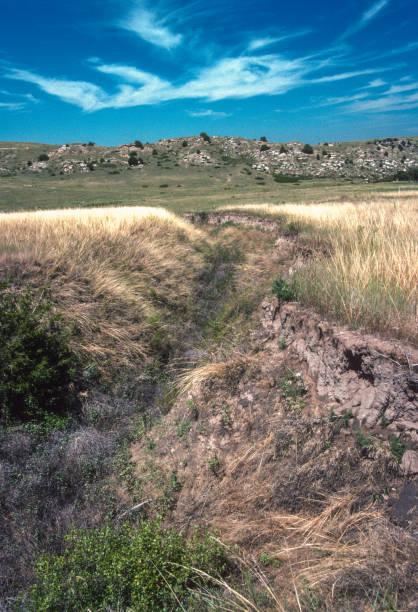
[302,143,314,154]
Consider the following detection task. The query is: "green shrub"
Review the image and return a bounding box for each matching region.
[200,132,211,143]
[134,140,144,149]
[0,285,78,424]
[29,521,226,611]
[272,278,296,302]
[260,144,270,152]
[38,153,49,162]
[260,136,268,142]
[302,143,314,154]
[273,174,298,183]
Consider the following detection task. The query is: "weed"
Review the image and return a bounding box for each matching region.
[389,436,406,462]
[146,437,156,451]
[187,398,199,420]
[259,552,280,568]
[221,405,232,427]
[279,371,307,411]
[272,278,296,303]
[356,429,375,457]
[277,336,287,349]
[208,452,221,476]
[176,418,191,437]
[328,408,354,432]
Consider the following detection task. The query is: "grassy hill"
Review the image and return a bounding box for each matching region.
[1,135,417,212]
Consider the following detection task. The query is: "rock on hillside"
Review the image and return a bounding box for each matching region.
[0,135,417,179]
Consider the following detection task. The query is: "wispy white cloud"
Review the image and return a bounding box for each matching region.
[363,78,386,88]
[6,69,109,111]
[4,51,399,112]
[0,101,25,110]
[341,0,390,40]
[0,88,39,111]
[120,6,182,50]
[248,30,311,52]
[310,66,390,84]
[345,91,418,113]
[187,109,231,117]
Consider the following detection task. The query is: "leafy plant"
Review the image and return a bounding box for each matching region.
[38,153,49,162]
[29,521,226,612]
[272,278,296,302]
[176,418,191,437]
[279,370,306,411]
[208,452,221,476]
[0,285,78,424]
[302,143,314,154]
[389,436,406,462]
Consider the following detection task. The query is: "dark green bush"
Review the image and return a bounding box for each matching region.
[0,285,78,424]
[200,132,211,143]
[301,143,314,154]
[260,136,268,142]
[134,140,144,149]
[392,167,418,181]
[38,153,49,162]
[29,521,226,611]
[272,278,296,302]
[260,144,270,152]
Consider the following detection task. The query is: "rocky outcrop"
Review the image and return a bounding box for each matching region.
[260,300,418,448]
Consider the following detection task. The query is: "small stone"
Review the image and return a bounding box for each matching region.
[401,450,418,476]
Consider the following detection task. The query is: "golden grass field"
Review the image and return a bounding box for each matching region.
[0,207,207,372]
[219,197,418,343]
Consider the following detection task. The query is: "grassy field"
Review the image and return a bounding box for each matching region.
[219,197,418,342]
[1,161,418,213]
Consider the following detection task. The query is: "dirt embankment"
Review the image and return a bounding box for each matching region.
[129,211,417,608]
[261,300,418,452]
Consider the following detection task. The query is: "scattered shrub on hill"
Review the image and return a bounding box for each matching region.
[128,151,139,166]
[393,167,418,181]
[260,136,268,142]
[182,140,188,147]
[0,284,78,425]
[27,160,32,167]
[86,161,95,171]
[273,174,298,183]
[134,140,144,149]
[302,144,314,154]
[38,153,49,162]
[280,145,288,153]
[29,521,226,612]
[260,144,270,152]
[200,132,211,143]
[87,142,95,147]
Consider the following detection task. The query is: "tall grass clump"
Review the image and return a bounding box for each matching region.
[0,207,208,375]
[218,199,417,342]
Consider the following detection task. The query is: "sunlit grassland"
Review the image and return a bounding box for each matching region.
[0,207,209,373]
[219,198,418,342]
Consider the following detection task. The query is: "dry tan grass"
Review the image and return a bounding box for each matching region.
[0,207,206,372]
[218,199,418,342]
[191,494,416,611]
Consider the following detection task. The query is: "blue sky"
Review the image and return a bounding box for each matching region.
[1,0,417,144]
